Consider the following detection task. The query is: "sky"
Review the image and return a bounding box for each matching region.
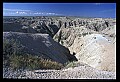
[3,3,116,18]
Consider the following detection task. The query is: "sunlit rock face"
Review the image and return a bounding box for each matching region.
[75,34,115,72]
[53,18,116,72]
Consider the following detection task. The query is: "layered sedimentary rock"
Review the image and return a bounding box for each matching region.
[53,18,116,72]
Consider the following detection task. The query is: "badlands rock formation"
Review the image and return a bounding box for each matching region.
[3,16,116,79]
[3,32,76,64]
[3,16,65,37]
[53,17,116,72]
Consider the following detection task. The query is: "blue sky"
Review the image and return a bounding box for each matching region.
[3,3,116,18]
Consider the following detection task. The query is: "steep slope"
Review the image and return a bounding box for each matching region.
[53,19,115,72]
[3,32,75,64]
[101,25,116,44]
[75,34,115,72]
[53,26,96,48]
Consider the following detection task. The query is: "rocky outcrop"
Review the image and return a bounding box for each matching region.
[21,26,36,33]
[3,17,115,38]
[53,18,116,72]
[101,25,116,44]
[3,32,76,64]
[3,17,61,37]
[53,26,96,48]
[54,28,115,72]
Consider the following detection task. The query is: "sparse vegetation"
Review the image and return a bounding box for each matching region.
[61,40,64,45]
[9,53,64,70]
[82,32,88,37]
[3,38,64,70]
[64,61,78,69]
[54,35,59,40]
[3,39,24,61]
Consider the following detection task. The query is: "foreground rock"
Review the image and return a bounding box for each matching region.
[3,62,115,79]
[3,32,75,64]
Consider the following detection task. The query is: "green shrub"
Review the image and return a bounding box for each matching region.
[64,61,78,69]
[82,32,88,37]
[61,40,64,45]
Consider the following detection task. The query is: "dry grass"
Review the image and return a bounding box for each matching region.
[3,38,64,70]
[9,54,64,70]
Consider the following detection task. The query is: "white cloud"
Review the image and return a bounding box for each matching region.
[33,12,59,15]
[95,3,101,5]
[3,8,31,11]
[19,12,27,14]
[3,8,30,15]
[94,3,101,5]
[16,11,19,13]
[15,11,27,14]
[46,13,55,15]
[33,12,44,15]
[3,8,62,16]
